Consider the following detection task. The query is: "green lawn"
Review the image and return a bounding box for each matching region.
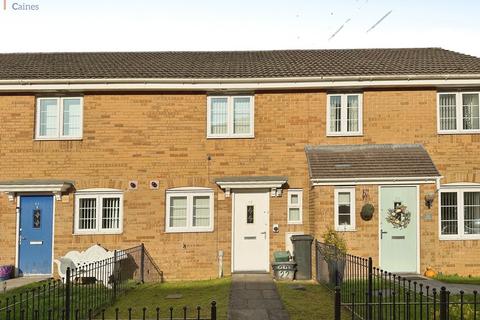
[276,281,350,320]
[434,274,480,285]
[102,278,231,320]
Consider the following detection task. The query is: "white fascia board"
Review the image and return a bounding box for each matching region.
[311,176,442,186]
[0,183,71,193]
[1,75,480,92]
[216,180,287,189]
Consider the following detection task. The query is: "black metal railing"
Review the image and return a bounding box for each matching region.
[0,243,164,320]
[316,240,480,320]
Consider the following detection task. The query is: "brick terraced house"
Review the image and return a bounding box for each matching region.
[0,48,479,280]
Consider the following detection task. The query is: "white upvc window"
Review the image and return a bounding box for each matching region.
[207,96,254,138]
[439,188,480,240]
[438,92,480,134]
[165,188,214,233]
[334,187,356,231]
[74,189,123,235]
[327,94,363,136]
[287,189,303,224]
[36,97,83,140]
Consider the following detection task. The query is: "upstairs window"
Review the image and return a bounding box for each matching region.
[327,94,363,136]
[207,96,254,138]
[166,188,214,233]
[440,188,480,240]
[438,92,480,133]
[36,97,83,140]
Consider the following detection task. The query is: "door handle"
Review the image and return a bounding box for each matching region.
[380,229,388,240]
[260,231,267,239]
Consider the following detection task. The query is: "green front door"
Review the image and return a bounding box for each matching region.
[380,186,418,273]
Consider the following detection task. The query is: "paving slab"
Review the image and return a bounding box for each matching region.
[228,273,289,320]
[0,276,50,293]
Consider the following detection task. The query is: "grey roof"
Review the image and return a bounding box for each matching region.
[214,176,288,183]
[305,144,440,180]
[0,48,480,80]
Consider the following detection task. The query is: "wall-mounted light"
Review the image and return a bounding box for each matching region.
[425,192,435,209]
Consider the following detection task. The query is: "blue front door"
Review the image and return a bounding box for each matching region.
[18,195,54,275]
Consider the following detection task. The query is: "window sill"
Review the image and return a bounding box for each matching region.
[206,135,255,139]
[439,235,480,241]
[165,228,214,233]
[335,228,356,232]
[438,130,480,135]
[35,137,83,141]
[74,230,123,235]
[287,221,303,225]
[327,133,363,137]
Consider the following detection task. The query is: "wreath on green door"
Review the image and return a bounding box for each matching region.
[386,204,411,229]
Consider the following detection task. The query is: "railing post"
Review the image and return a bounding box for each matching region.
[211,301,217,320]
[439,286,448,320]
[367,257,373,320]
[65,268,71,320]
[113,250,118,302]
[334,286,341,320]
[140,243,145,283]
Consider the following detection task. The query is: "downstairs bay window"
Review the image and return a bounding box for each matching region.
[74,189,123,234]
[440,188,480,240]
[166,188,214,233]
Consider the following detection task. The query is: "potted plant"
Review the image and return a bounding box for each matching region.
[320,229,347,286]
[0,265,13,281]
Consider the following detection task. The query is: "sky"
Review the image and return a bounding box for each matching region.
[0,0,479,57]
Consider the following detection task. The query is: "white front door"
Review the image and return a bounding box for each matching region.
[233,190,269,272]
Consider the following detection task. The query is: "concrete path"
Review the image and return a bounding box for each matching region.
[228,273,289,320]
[0,276,50,293]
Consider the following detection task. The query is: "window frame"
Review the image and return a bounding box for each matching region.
[74,189,124,235]
[287,189,303,225]
[334,187,356,232]
[35,97,84,140]
[165,188,214,233]
[437,92,480,134]
[439,187,480,240]
[206,95,254,139]
[326,93,363,136]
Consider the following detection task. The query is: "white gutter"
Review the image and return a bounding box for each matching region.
[1,74,480,92]
[311,176,442,186]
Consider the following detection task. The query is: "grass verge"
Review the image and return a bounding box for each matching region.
[276,281,350,320]
[103,278,231,320]
[434,274,480,285]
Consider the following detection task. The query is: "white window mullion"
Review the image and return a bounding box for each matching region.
[459,191,465,237]
[341,95,347,133]
[228,97,234,136]
[456,93,463,132]
[59,98,65,138]
[96,195,102,232]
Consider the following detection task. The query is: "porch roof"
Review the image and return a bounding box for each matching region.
[0,179,74,194]
[215,176,287,189]
[305,144,441,184]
